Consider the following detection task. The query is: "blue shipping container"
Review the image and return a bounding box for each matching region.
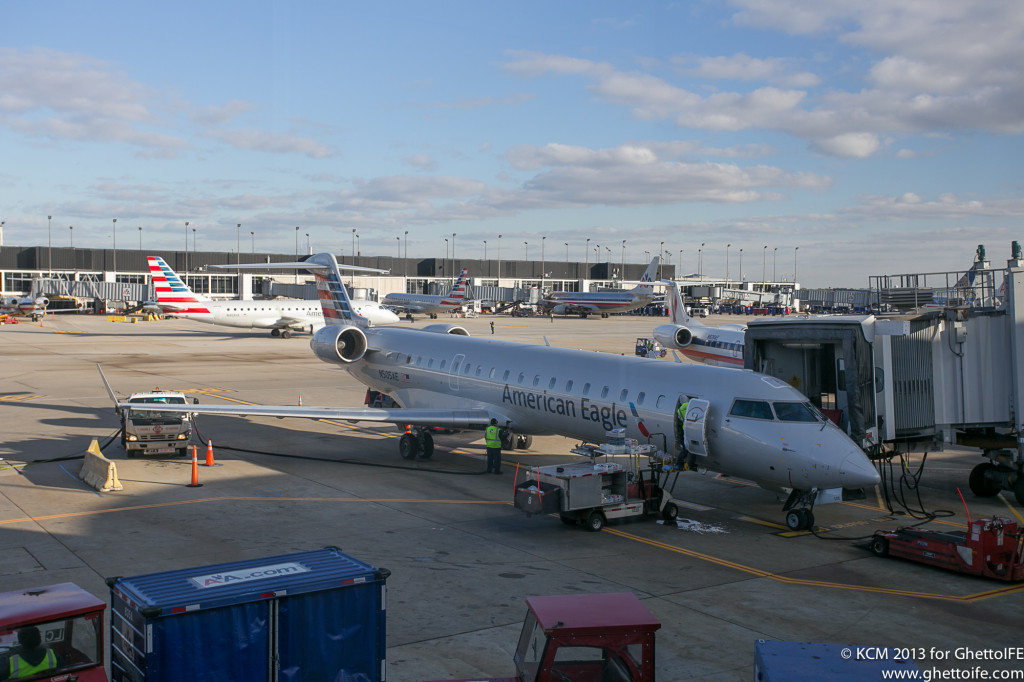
[108,546,389,682]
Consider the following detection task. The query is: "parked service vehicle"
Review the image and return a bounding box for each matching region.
[118,388,197,457]
[634,337,667,358]
[424,592,660,682]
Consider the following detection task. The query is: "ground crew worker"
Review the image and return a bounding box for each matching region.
[490,320,495,334]
[3,626,57,680]
[676,399,695,470]
[484,418,502,474]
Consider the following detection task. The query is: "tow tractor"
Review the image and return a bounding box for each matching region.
[423,592,661,682]
[0,582,108,681]
[514,431,680,531]
[634,337,667,358]
[869,517,1024,581]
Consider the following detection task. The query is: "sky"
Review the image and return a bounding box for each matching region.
[1,0,1022,288]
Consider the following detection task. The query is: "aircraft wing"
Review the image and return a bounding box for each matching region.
[110,401,494,429]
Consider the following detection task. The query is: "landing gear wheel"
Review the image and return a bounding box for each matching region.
[399,433,420,460]
[417,430,434,459]
[786,509,813,531]
[271,329,281,337]
[870,536,889,557]
[584,510,605,532]
[516,434,533,450]
[579,312,588,319]
[280,329,291,339]
[661,502,679,522]
[969,462,1001,497]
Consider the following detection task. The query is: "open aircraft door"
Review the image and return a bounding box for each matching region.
[685,399,710,458]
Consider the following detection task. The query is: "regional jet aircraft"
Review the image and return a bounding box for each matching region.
[381,268,470,320]
[148,256,398,336]
[542,257,660,318]
[653,281,745,367]
[104,252,879,530]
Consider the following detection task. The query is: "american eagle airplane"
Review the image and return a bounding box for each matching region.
[381,267,470,320]
[148,255,398,336]
[654,281,746,368]
[542,256,660,318]
[104,252,879,530]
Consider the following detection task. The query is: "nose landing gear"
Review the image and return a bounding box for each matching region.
[782,488,817,531]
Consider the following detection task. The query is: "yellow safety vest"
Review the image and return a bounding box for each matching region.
[10,649,57,678]
[485,425,502,448]
[677,402,689,431]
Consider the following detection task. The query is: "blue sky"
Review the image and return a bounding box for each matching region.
[2,0,1022,287]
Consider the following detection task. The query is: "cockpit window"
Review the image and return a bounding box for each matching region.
[774,401,823,422]
[729,399,774,420]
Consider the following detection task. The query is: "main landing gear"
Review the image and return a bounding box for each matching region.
[499,428,532,451]
[399,428,435,460]
[270,328,292,339]
[782,488,817,531]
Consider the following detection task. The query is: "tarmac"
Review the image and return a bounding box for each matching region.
[2,311,1023,680]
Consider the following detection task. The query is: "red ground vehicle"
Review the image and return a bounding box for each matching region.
[424,592,661,682]
[0,583,107,681]
[870,517,1024,581]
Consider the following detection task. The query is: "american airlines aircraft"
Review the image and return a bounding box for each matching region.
[105,252,879,531]
[542,257,660,318]
[381,268,470,320]
[148,256,398,336]
[653,281,745,367]
[1,296,49,319]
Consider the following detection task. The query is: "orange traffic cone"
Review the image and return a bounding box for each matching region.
[298,395,303,406]
[204,439,215,466]
[187,445,203,487]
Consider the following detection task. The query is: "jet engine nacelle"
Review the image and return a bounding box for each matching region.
[653,323,692,349]
[551,305,568,315]
[310,324,368,365]
[420,323,469,336]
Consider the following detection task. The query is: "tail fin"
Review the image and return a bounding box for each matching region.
[663,279,699,326]
[442,268,470,304]
[306,253,369,329]
[630,257,660,296]
[148,256,211,311]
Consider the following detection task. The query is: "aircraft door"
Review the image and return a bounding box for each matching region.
[449,353,465,391]
[684,399,710,457]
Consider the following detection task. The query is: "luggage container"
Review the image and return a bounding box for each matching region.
[107,546,389,682]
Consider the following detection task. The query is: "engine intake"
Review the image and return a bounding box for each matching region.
[653,324,692,349]
[310,324,368,364]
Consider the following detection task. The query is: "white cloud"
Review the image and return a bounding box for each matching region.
[812,132,881,158]
[404,153,438,172]
[205,129,338,159]
[682,53,821,88]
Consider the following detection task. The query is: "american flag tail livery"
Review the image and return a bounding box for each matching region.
[307,253,369,329]
[442,268,470,305]
[631,256,660,297]
[148,256,212,314]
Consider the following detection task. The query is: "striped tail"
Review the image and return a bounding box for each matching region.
[442,268,470,305]
[148,256,211,313]
[307,253,368,328]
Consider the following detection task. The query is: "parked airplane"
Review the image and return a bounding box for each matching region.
[104,252,879,531]
[542,257,660,318]
[381,268,470,320]
[148,256,399,336]
[653,281,745,367]
[1,296,48,319]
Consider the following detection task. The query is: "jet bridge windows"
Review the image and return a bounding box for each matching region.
[729,399,774,420]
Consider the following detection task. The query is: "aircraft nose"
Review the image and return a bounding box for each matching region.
[839,450,880,488]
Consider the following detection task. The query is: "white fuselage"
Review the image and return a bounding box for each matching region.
[342,327,878,493]
[166,298,398,331]
[381,293,461,315]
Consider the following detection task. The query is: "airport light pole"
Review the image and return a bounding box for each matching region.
[621,240,625,281]
[452,233,456,280]
[773,247,778,282]
[69,225,73,249]
[678,249,682,277]
[565,242,569,262]
[404,230,408,277]
[497,233,502,283]
[112,218,117,279]
[47,215,52,276]
[0,221,5,247]
[699,242,705,281]
[726,244,731,284]
[250,231,254,254]
[523,241,528,261]
[351,228,356,263]
[793,246,799,283]
[184,221,189,273]
[585,238,590,276]
[396,236,400,258]
[237,224,241,264]
[138,226,142,250]
[659,240,664,281]
[739,248,743,282]
[355,234,359,257]
[762,245,767,286]
[541,236,546,286]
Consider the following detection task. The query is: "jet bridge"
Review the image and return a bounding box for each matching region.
[743,245,1024,504]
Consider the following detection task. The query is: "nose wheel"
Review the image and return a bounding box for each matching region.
[785,509,815,531]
